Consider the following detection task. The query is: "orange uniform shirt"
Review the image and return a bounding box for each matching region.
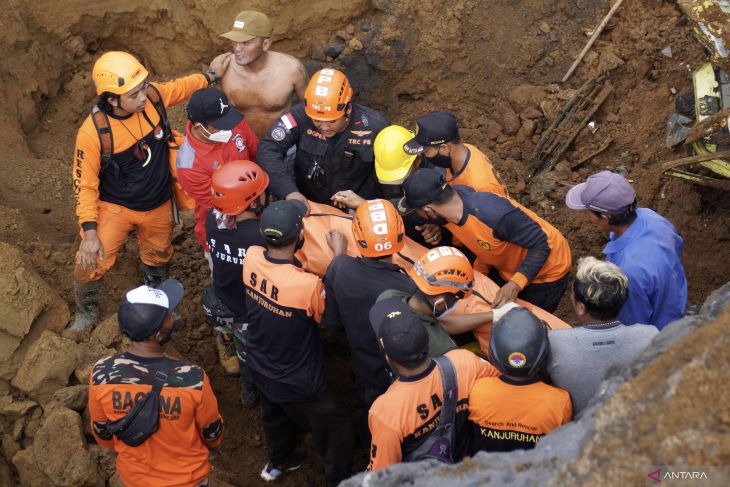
[447,144,508,197]
[88,353,223,487]
[73,74,208,227]
[447,186,571,289]
[243,245,327,401]
[468,376,571,452]
[367,349,499,471]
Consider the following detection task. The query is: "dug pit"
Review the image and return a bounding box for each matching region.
[0,0,728,485]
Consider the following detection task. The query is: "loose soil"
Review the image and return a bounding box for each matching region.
[0,0,727,485]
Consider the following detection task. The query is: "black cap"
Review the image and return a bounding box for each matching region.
[397,168,449,214]
[118,279,184,341]
[186,87,243,130]
[369,298,429,367]
[403,111,459,155]
[259,200,308,246]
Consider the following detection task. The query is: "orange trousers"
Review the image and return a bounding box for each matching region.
[75,200,174,283]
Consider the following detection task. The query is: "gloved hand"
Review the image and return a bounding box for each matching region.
[492,302,522,323]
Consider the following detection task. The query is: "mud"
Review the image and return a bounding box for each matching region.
[0,0,728,486]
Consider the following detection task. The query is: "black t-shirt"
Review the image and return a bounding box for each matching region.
[205,210,266,321]
[322,255,417,404]
[244,247,326,402]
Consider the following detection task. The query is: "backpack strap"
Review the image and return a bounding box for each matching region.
[433,355,458,434]
[145,83,176,147]
[402,356,458,463]
[90,105,114,174]
[151,358,173,396]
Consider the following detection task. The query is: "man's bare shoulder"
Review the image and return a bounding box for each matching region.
[268,51,306,73]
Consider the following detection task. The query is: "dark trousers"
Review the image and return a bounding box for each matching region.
[489,269,569,313]
[260,390,354,486]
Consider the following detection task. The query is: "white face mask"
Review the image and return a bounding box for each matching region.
[197,123,233,144]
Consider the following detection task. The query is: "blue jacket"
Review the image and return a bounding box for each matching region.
[603,208,687,330]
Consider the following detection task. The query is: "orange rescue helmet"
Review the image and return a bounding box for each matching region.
[92,51,149,96]
[304,68,353,121]
[352,199,405,258]
[211,160,269,215]
[408,246,474,298]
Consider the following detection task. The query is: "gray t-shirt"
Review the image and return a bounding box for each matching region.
[547,323,658,414]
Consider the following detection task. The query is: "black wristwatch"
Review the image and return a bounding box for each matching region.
[205,69,220,85]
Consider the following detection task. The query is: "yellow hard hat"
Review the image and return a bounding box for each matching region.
[92,51,149,96]
[374,125,418,183]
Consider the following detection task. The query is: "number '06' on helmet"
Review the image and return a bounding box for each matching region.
[488,307,550,377]
[92,51,149,96]
[211,160,269,215]
[304,68,353,121]
[352,199,404,258]
[408,246,474,298]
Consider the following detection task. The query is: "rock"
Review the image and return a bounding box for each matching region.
[660,46,672,58]
[345,24,355,35]
[349,38,364,51]
[88,444,116,481]
[90,314,121,348]
[33,408,103,486]
[108,473,124,487]
[597,46,625,74]
[12,330,80,403]
[493,102,520,136]
[12,417,23,441]
[310,43,326,62]
[517,119,537,142]
[0,456,13,486]
[539,21,551,34]
[324,36,347,58]
[0,399,38,421]
[520,107,542,120]
[23,413,41,439]
[0,242,70,379]
[509,84,546,112]
[13,447,52,487]
[49,385,89,412]
[2,434,20,460]
[360,19,372,32]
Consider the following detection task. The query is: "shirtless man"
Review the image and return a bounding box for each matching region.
[212,10,308,138]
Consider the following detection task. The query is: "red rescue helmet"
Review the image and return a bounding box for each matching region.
[211,160,269,215]
[352,199,405,258]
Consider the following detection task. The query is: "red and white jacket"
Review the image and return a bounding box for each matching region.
[177,119,259,249]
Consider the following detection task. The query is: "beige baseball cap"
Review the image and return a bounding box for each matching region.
[221,11,273,42]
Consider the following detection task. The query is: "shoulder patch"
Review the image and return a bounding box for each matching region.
[271,127,287,141]
[177,138,196,169]
[232,133,247,152]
